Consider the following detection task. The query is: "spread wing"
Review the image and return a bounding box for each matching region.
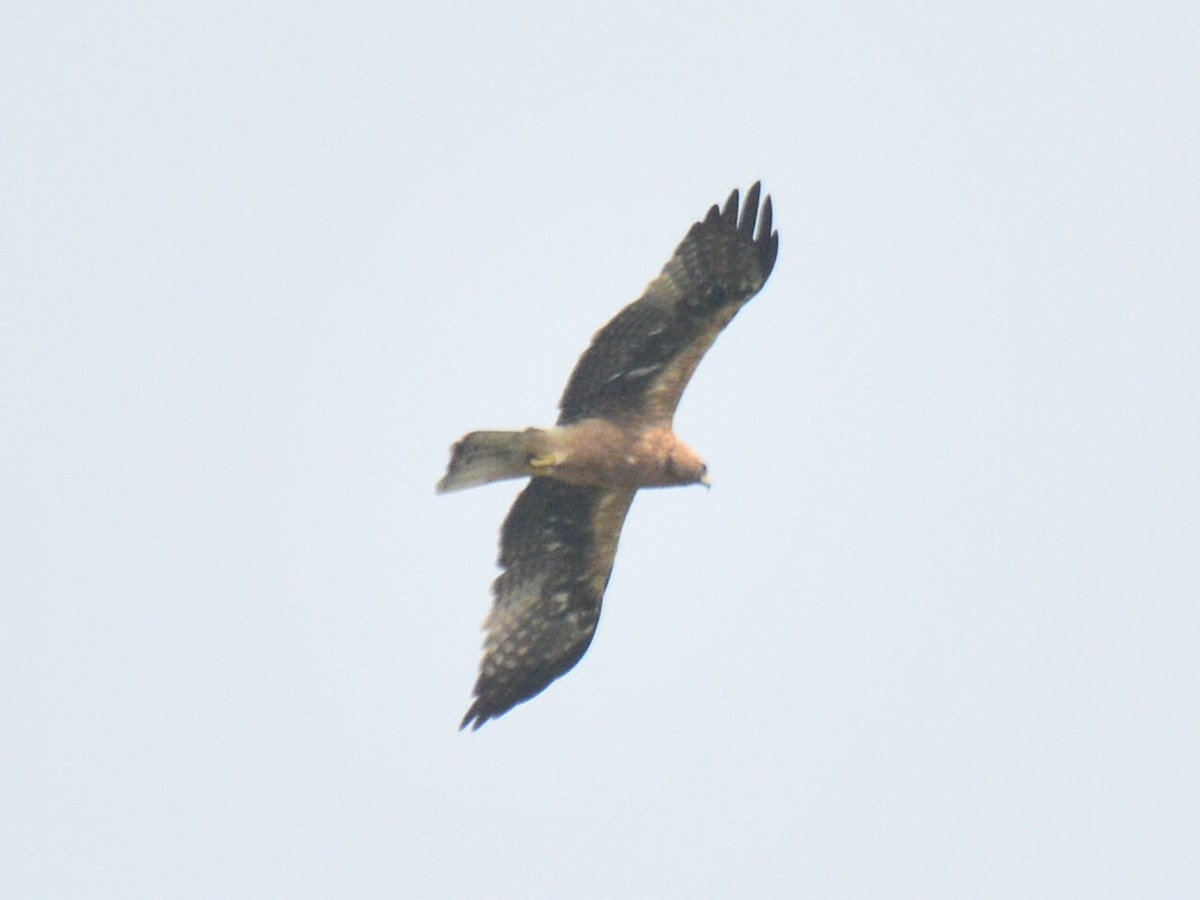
[460,478,636,730]
[557,183,779,426]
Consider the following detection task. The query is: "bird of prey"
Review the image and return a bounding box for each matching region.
[439,184,779,729]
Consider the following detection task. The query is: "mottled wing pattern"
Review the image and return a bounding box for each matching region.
[557,183,779,426]
[461,478,636,730]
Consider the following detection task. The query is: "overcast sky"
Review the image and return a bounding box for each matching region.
[4,2,1198,897]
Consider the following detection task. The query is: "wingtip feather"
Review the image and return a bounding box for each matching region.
[723,182,779,276]
[757,195,774,243]
[738,182,762,238]
[459,707,486,731]
[721,188,739,225]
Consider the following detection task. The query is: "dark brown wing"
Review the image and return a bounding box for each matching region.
[557,183,779,426]
[460,478,636,730]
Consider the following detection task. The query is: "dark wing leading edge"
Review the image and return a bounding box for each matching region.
[461,478,636,730]
[557,183,779,427]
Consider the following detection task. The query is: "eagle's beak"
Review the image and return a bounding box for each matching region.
[700,472,712,490]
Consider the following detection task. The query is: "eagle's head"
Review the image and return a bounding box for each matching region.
[666,440,710,489]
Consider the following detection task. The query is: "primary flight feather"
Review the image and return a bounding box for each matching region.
[439,184,779,729]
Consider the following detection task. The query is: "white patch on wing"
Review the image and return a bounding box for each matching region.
[623,363,663,379]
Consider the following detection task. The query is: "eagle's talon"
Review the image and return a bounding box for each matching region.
[529,450,566,471]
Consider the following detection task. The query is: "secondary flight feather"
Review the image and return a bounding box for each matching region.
[439,184,779,729]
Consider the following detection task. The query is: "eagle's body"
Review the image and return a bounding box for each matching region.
[439,184,779,729]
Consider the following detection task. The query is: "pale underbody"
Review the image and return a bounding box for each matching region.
[525,419,708,489]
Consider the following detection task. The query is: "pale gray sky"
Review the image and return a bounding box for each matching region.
[4,2,1198,897]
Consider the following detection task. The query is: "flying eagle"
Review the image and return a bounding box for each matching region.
[439,184,779,729]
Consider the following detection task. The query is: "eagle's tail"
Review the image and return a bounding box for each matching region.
[437,430,535,493]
